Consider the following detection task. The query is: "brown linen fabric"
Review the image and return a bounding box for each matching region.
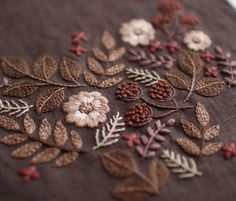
[0,0,236,201]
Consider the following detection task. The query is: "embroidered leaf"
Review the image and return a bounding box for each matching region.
[36,87,65,113]
[53,152,79,167]
[87,57,104,75]
[1,56,29,78]
[161,149,202,179]
[178,50,204,76]
[31,148,60,164]
[196,102,209,126]
[176,138,201,156]
[165,70,191,90]
[126,68,162,86]
[0,115,20,130]
[105,64,125,75]
[70,131,83,150]
[108,47,126,62]
[11,142,42,158]
[59,57,81,84]
[202,143,223,156]
[39,118,51,141]
[100,149,137,178]
[53,121,68,146]
[181,119,201,139]
[33,54,57,80]
[93,112,125,150]
[83,71,98,86]
[204,125,220,141]
[3,80,39,97]
[0,134,28,145]
[97,77,123,88]
[23,114,36,135]
[102,31,116,50]
[0,99,33,118]
[194,79,225,96]
[92,48,107,62]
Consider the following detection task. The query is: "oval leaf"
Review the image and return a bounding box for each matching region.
[54,121,68,146]
[97,77,123,88]
[39,118,52,141]
[11,142,42,158]
[0,134,28,145]
[0,115,19,130]
[204,125,220,141]
[31,148,60,164]
[181,119,202,139]
[102,31,116,50]
[108,47,126,62]
[70,131,83,150]
[105,64,125,75]
[202,143,223,156]
[24,114,35,135]
[87,57,104,75]
[196,102,209,126]
[92,48,107,62]
[84,71,98,86]
[176,138,201,156]
[53,152,78,167]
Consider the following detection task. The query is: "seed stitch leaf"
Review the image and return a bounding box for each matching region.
[87,57,104,75]
[202,143,223,156]
[92,48,107,62]
[53,152,79,167]
[102,31,116,50]
[83,71,98,86]
[195,102,209,126]
[31,148,60,164]
[97,77,123,88]
[0,134,28,145]
[70,131,83,150]
[39,118,52,141]
[181,119,201,139]
[0,115,20,130]
[204,125,220,141]
[54,121,68,146]
[165,70,191,89]
[23,114,36,135]
[105,64,125,75]
[11,142,42,158]
[176,138,201,156]
[108,47,126,62]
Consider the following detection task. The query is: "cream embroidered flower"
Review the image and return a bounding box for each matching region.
[63,91,110,128]
[119,19,155,46]
[183,30,212,51]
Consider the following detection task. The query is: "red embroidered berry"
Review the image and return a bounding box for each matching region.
[148,80,175,101]
[201,50,214,64]
[149,41,164,53]
[179,15,200,26]
[151,15,171,27]
[166,41,180,53]
[222,143,236,160]
[18,166,40,183]
[70,45,88,57]
[158,0,183,13]
[204,66,218,78]
[116,81,142,101]
[72,32,88,43]
[122,133,141,148]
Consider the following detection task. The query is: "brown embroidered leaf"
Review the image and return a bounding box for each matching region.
[0,134,28,145]
[108,47,126,62]
[181,119,202,139]
[39,118,52,141]
[176,138,201,156]
[59,57,81,83]
[102,31,116,50]
[1,56,29,78]
[105,64,125,76]
[53,152,78,167]
[54,121,68,146]
[0,115,20,130]
[31,147,60,164]
[11,142,42,158]
[23,114,35,135]
[92,48,107,62]
[204,125,220,141]
[98,77,123,88]
[196,102,209,126]
[165,70,191,90]
[84,71,98,86]
[33,54,57,80]
[70,131,83,150]
[202,143,223,156]
[3,80,39,97]
[87,57,104,75]
[36,87,65,113]
[178,50,204,76]
[100,149,137,178]
[194,79,225,96]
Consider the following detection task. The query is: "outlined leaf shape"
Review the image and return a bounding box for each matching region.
[23,114,36,135]
[3,80,39,97]
[0,115,20,130]
[53,121,68,146]
[108,47,126,62]
[59,57,81,83]
[36,87,65,113]
[204,125,220,141]
[92,48,107,62]
[53,152,78,167]
[0,134,28,145]
[194,79,225,96]
[176,138,201,156]
[33,54,57,80]
[70,131,83,150]
[11,142,42,158]
[100,149,137,178]
[165,70,191,89]
[196,102,209,126]
[202,143,223,156]
[178,50,204,76]
[181,119,201,139]
[97,77,123,88]
[84,71,98,86]
[105,64,125,75]
[87,57,104,75]
[1,56,29,78]
[102,31,116,50]
[31,147,60,164]
[39,118,52,141]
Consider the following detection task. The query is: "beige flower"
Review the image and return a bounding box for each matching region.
[183,30,212,51]
[119,19,155,46]
[63,91,110,128]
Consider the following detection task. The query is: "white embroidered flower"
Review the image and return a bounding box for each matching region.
[183,30,212,51]
[63,91,110,128]
[119,19,155,46]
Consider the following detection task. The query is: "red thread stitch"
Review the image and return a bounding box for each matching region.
[222,142,236,160]
[122,133,141,148]
[18,166,40,183]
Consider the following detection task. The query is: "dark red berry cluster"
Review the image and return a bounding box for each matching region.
[116,81,141,101]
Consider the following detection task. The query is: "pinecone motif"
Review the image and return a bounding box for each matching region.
[116,81,141,101]
[148,80,175,101]
[125,103,153,127]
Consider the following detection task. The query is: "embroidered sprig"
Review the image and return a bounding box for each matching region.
[222,142,236,159]
[18,166,40,183]
[122,133,141,148]
[70,32,88,57]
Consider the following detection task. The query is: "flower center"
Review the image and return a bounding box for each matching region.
[79,103,94,114]
[134,28,143,35]
[192,36,201,44]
